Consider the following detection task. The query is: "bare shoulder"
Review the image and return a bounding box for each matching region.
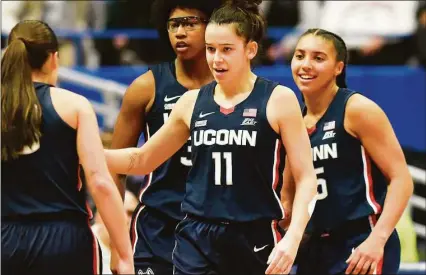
[50,87,91,109]
[268,85,300,113]
[122,70,155,108]
[270,85,297,101]
[346,93,383,121]
[49,87,94,129]
[267,85,301,133]
[128,70,155,95]
[345,93,386,136]
[180,88,200,102]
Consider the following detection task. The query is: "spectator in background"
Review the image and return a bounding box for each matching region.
[95,0,176,65]
[268,1,418,66]
[41,1,90,66]
[1,1,42,48]
[2,2,26,37]
[267,1,323,63]
[257,0,300,65]
[414,1,426,67]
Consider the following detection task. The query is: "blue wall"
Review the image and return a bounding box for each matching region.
[68,65,426,152]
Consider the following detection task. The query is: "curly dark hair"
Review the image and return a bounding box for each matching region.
[151,0,223,36]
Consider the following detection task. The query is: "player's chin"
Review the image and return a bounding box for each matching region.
[174,49,200,60]
[296,82,316,95]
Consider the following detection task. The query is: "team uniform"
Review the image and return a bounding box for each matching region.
[1,82,102,275]
[295,88,400,275]
[130,62,192,274]
[173,77,286,275]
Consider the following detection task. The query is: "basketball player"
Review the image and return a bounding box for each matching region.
[105,1,317,274]
[108,0,221,274]
[284,28,414,274]
[1,20,134,275]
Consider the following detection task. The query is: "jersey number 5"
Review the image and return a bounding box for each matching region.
[315,167,328,200]
[212,152,233,185]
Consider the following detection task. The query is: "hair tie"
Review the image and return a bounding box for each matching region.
[16,37,27,47]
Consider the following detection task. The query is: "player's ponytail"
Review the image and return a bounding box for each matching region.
[336,66,348,89]
[1,20,58,161]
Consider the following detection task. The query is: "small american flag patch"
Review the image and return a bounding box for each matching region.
[323,121,335,131]
[243,108,257,117]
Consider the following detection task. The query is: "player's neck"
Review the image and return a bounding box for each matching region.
[32,72,54,86]
[175,56,213,86]
[217,70,257,98]
[304,84,339,117]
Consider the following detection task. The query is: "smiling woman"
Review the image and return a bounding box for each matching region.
[285,28,414,275]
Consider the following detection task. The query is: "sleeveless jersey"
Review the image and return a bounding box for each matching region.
[138,62,192,220]
[305,88,387,231]
[183,77,286,222]
[2,82,89,218]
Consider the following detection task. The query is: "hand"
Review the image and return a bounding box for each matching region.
[111,247,135,274]
[265,234,299,274]
[345,235,385,274]
[110,248,119,274]
[419,10,426,27]
[267,44,292,61]
[114,258,135,274]
[360,37,385,56]
[113,35,129,49]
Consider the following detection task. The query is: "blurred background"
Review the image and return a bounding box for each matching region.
[2,1,425,273]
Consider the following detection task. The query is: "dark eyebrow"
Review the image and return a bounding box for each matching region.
[205,43,235,46]
[294,49,328,55]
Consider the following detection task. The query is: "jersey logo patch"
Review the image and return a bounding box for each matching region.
[164,103,176,110]
[323,121,335,131]
[164,95,182,102]
[138,267,155,275]
[199,111,215,118]
[254,245,268,252]
[241,118,257,126]
[243,108,257,117]
[322,130,336,140]
[195,120,207,127]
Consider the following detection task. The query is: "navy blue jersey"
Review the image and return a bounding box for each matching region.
[1,82,89,218]
[305,88,387,231]
[183,77,286,222]
[138,62,192,220]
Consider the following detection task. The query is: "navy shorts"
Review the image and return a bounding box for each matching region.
[1,212,102,275]
[296,214,401,275]
[130,205,179,275]
[172,214,284,275]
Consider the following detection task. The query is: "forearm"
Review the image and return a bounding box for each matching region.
[286,177,317,241]
[281,184,295,221]
[104,147,144,175]
[90,179,133,260]
[370,176,413,243]
[111,172,126,200]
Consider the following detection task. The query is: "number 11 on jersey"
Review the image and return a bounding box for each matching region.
[212,152,233,186]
